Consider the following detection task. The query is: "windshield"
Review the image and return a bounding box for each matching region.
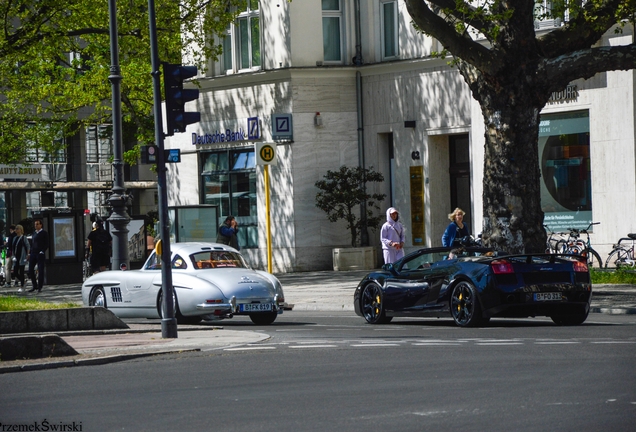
[190,250,248,269]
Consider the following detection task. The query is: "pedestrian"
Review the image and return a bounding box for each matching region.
[380,207,406,264]
[442,207,470,247]
[87,221,112,273]
[4,225,17,286]
[216,216,240,250]
[28,218,49,293]
[12,225,30,292]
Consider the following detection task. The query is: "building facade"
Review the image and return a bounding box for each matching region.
[162,1,634,272]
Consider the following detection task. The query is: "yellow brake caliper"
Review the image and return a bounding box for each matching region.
[375,295,381,314]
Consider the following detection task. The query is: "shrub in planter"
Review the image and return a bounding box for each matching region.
[315,166,386,247]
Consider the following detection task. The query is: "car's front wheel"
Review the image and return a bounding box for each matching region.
[249,312,278,325]
[89,286,107,308]
[450,281,485,327]
[361,283,393,324]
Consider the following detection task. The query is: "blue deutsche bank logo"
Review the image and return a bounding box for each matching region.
[276,117,289,132]
[247,117,260,139]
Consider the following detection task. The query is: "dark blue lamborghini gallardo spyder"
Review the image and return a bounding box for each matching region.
[353,247,591,327]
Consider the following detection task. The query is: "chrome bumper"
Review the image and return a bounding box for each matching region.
[196,295,284,314]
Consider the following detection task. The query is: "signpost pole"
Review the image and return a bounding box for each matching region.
[265,164,272,273]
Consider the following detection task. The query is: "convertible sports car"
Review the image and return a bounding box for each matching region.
[82,242,285,325]
[354,247,592,327]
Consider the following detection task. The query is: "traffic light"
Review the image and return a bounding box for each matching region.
[140,145,158,164]
[163,63,200,136]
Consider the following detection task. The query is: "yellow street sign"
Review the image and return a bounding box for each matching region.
[256,143,277,165]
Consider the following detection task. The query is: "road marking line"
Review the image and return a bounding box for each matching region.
[475,343,524,346]
[351,343,401,347]
[590,341,636,344]
[290,345,338,349]
[223,346,277,351]
[535,341,581,345]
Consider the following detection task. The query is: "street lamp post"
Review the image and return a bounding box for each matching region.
[107,0,131,272]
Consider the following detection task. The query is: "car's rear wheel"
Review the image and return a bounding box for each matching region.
[450,281,485,327]
[157,290,202,325]
[550,308,589,326]
[361,283,393,324]
[89,286,107,308]
[249,312,278,325]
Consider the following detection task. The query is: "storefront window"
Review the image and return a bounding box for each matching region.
[201,149,258,248]
[540,110,592,231]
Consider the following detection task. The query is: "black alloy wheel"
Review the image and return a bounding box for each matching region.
[550,307,589,326]
[450,281,484,327]
[361,283,393,324]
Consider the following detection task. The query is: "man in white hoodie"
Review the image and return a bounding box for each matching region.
[380,207,406,264]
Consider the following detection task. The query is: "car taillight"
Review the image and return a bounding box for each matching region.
[573,260,588,272]
[206,299,223,304]
[491,259,514,274]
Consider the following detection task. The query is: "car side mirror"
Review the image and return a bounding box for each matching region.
[382,263,394,272]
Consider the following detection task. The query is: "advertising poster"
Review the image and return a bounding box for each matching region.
[539,111,593,232]
[53,217,76,258]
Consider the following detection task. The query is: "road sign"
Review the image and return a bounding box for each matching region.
[256,143,277,165]
[165,149,181,163]
[272,114,293,141]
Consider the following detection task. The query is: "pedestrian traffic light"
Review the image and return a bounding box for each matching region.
[163,63,200,136]
[140,145,159,164]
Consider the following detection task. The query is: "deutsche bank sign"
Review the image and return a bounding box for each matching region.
[191,117,261,145]
[272,114,293,141]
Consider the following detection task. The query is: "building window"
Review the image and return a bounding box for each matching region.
[381,1,398,59]
[222,1,260,73]
[201,149,258,248]
[540,111,592,231]
[85,125,113,163]
[25,125,67,163]
[322,0,342,62]
[222,24,233,72]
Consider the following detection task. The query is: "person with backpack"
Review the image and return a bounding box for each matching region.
[87,221,112,273]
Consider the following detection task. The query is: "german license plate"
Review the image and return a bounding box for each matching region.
[534,292,562,301]
[239,303,273,312]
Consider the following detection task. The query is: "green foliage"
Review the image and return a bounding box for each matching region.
[0,296,81,311]
[0,0,243,165]
[591,268,636,285]
[315,166,386,247]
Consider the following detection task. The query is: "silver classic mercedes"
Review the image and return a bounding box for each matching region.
[82,242,285,325]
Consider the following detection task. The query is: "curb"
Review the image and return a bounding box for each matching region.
[590,307,636,315]
[0,349,200,374]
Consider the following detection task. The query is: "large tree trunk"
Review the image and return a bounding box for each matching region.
[460,63,548,253]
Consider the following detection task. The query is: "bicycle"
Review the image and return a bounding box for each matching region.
[562,222,603,268]
[544,226,567,254]
[605,233,636,269]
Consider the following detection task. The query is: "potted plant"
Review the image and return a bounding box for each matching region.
[315,166,386,270]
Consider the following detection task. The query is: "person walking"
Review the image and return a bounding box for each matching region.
[87,221,112,273]
[12,225,30,292]
[28,218,49,293]
[380,207,406,264]
[4,225,17,287]
[216,216,240,250]
[442,208,470,247]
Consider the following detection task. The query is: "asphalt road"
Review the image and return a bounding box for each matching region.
[2,312,635,432]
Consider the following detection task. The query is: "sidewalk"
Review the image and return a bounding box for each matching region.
[0,270,634,373]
